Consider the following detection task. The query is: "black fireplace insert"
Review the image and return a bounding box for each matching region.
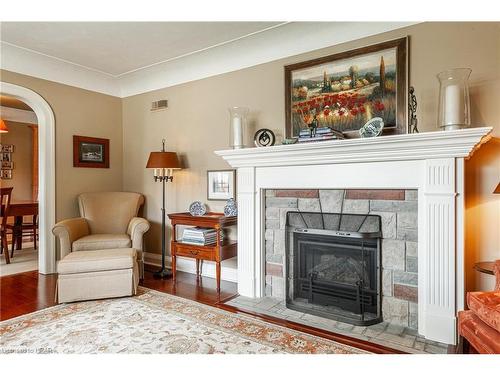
[285,211,382,326]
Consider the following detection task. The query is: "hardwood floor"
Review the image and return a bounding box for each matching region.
[1,266,402,354]
[0,270,57,320]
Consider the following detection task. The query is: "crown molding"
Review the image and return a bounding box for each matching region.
[0,42,120,97]
[1,22,419,98]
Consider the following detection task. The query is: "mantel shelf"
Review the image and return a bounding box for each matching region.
[215,127,492,168]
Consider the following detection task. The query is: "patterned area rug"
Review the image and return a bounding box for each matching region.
[0,287,366,354]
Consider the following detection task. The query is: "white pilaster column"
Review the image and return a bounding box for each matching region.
[236,167,257,297]
[422,158,457,344]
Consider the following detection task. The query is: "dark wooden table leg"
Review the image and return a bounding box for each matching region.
[196,259,201,281]
[11,215,23,256]
[216,261,221,293]
[172,254,177,282]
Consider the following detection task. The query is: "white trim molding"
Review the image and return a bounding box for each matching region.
[0,105,38,124]
[143,252,238,283]
[215,127,492,345]
[0,81,57,275]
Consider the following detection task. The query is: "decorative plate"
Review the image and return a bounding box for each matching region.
[224,198,237,217]
[359,117,384,138]
[254,128,276,147]
[189,201,207,216]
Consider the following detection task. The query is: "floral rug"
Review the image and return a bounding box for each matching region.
[0,287,367,354]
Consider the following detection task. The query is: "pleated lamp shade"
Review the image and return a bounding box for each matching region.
[0,119,9,133]
[494,183,500,194]
[146,151,181,169]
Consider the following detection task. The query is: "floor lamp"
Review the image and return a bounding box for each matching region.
[146,139,181,279]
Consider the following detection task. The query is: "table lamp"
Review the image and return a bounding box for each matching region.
[146,139,181,279]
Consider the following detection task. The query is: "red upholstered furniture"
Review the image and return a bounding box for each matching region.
[458,260,500,354]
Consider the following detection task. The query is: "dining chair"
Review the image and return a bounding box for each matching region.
[5,210,38,258]
[0,187,13,264]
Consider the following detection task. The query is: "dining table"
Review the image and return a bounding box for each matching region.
[8,200,38,250]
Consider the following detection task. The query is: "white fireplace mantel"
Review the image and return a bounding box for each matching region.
[215,127,492,345]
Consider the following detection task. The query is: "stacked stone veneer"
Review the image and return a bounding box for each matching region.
[265,189,418,329]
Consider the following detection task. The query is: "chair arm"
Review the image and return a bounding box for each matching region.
[127,217,151,251]
[52,218,89,259]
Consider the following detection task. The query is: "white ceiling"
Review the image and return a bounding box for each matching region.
[0,22,284,76]
[0,22,417,97]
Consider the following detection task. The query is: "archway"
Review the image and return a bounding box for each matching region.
[1,81,56,274]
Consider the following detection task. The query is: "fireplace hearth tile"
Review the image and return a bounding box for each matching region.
[298,198,321,212]
[266,207,280,219]
[406,256,418,273]
[382,269,393,297]
[382,297,409,326]
[409,302,418,329]
[371,211,397,239]
[398,212,418,229]
[393,271,418,286]
[397,228,418,242]
[264,188,420,331]
[342,199,370,214]
[370,200,418,213]
[346,189,406,201]
[276,189,319,198]
[266,262,283,277]
[318,190,344,213]
[406,241,418,257]
[382,239,405,270]
[405,190,418,201]
[266,197,298,208]
[225,295,448,353]
[393,284,418,303]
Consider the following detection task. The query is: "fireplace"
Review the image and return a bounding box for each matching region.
[215,127,492,344]
[286,212,382,325]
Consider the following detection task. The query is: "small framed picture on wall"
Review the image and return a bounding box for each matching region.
[1,161,14,169]
[207,169,236,200]
[73,135,110,168]
[2,144,14,153]
[1,152,12,162]
[1,169,12,179]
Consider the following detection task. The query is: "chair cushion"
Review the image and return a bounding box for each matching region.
[58,248,136,274]
[73,234,131,251]
[467,291,500,332]
[458,310,500,354]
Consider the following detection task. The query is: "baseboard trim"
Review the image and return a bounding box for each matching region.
[143,252,238,283]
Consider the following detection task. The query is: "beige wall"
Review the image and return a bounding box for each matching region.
[0,121,34,201]
[0,70,123,220]
[122,22,500,291]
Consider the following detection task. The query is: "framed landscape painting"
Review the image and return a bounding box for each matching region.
[285,37,408,138]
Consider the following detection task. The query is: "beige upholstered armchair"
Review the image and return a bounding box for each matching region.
[52,192,150,278]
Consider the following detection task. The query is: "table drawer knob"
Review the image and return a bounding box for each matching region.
[189,250,199,255]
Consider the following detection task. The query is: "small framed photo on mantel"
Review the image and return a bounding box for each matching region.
[207,169,236,201]
[73,135,109,168]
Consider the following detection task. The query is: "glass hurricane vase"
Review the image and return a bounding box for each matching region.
[437,68,472,131]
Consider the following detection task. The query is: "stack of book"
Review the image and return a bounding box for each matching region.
[181,227,222,246]
[298,127,345,143]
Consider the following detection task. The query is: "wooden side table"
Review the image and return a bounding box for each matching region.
[473,261,495,276]
[168,212,237,292]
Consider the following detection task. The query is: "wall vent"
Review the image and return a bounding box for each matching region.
[151,100,168,111]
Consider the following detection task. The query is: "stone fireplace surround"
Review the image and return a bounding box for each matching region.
[264,188,418,329]
[215,128,492,345]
